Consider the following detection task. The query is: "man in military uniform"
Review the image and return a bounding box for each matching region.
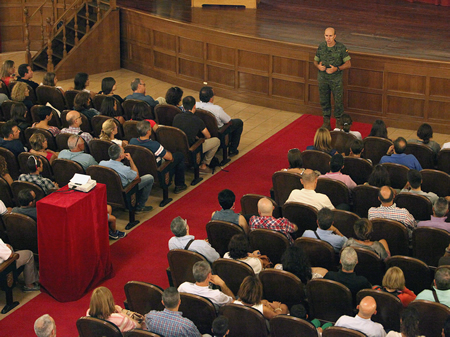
[314,27,351,130]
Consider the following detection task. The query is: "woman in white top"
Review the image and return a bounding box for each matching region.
[386,306,424,337]
[223,234,262,274]
[100,119,128,147]
[333,113,362,140]
[234,276,289,319]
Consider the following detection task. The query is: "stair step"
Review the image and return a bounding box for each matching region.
[54,37,75,48]
[77,14,97,23]
[33,60,48,70]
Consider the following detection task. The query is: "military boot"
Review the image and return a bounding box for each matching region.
[321,116,331,130]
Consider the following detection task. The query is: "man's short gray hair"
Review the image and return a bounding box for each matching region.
[341,247,358,271]
[162,287,180,309]
[108,144,122,160]
[170,216,187,237]
[434,198,449,218]
[67,135,80,150]
[131,78,141,91]
[193,261,211,283]
[136,120,151,137]
[34,314,54,337]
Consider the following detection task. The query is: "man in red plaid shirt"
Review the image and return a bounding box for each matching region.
[249,197,298,244]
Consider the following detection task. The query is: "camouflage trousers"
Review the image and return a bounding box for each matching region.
[318,72,344,118]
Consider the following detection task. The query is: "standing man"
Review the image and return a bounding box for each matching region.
[314,27,351,130]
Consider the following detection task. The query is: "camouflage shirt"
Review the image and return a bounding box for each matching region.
[314,41,351,72]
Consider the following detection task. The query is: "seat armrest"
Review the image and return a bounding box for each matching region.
[218,121,232,134]
[189,138,205,152]
[124,178,141,193]
[157,159,173,173]
[0,253,19,273]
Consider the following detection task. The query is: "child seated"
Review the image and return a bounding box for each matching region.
[211,189,249,234]
[333,113,362,140]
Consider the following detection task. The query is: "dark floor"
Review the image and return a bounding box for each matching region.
[118,0,450,62]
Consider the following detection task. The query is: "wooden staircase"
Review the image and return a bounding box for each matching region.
[24,0,120,80]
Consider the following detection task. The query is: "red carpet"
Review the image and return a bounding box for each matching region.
[0,115,372,336]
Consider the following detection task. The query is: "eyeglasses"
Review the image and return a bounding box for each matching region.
[75,136,81,147]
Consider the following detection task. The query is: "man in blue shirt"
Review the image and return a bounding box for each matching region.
[58,135,98,171]
[380,137,422,170]
[130,120,187,194]
[99,144,154,213]
[124,78,159,108]
[302,207,347,252]
[0,120,25,157]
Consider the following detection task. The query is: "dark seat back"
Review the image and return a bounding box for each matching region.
[2,213,38,254]
[36,85,68,111]
[123,120,139,141]
[405,142,435,169]
[91,115,119,138]
[64,90,80,110]
[272,171,303,206]
[52,158,85,187]
[322,326,368,337]
[394,193,432,221]
[282,202,317,237]
[352,185,380,218]
[240,194,279,218]
[154,104,182,125]
[167,249,207,288]
[330,130,356,155]
[0,148,20,180]
[248,229,290,265]
[412,227,450,267]
[0,177,14,207]
[270,315,318,337]
[409,300,450,337]
[363,136,393,165]
[421,169,450,197]
[179,293,217,335]
[341,157,373,185]
[437,149,450,174]
[206,220,244,257]
[89,139,114,163]
[11,181,46,204]
[23,127,57,151]
[352,247,385,286]
[212,258,255,297]
[76,316,122,337]
[301,150,331,174]
[332,209,360,239]
[123,329,160,337]
[294,237,336,271]
[371,218,409,256]
[316,178,349,207]
[124,281,164,315]
[123,99,152,120]
[219,303,268,337]
[381,162,409,190]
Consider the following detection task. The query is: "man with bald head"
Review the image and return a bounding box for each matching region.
[368,186,416,236]
[335,296,386,337]
[314,27,351,130]
[249,197,297,244]
[34,314,56,337]
[58,135,97,170]
[60,110,93,144]
[286,169,335,211]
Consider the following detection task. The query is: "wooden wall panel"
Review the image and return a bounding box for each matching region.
[153,31,176,52]
[239,72,269,94]
[348,69,383,89]
[273,57,305,79]
[154,51,176,73]
[272,79,304,100]
[428,101,450,121]
[179,59,203,80]
[386,96,425,117]
[238,51,269,72]
[348,91,383,113]
[308,85,320,104]
[179,38,203,59]
[207,65,234,87]
[207,44,234,65]
[386,73,426,94]
[429,77,450,98]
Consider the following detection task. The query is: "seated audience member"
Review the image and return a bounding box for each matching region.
[343,218,390,259]
[415,267,450,307]
[74,91,99,121]
[18,156,58,194]
[386,306,420,337]
[368,186,416,236]
[0,120,25,157]
[61,110,93,144]
[131,101,159,131]
[368,119,388,139]
[29,133,57,164]
[42,71,64,94]
[16,63,39,92]
[249,197,297,244]
[196,86,243,156]
[0,200,8,215]
[32,106,60,136]
[281,148,305,175]
[275,245,328,283]
[211,189,248,234]
[0,93,8,105]
[366,164,391,188]
[0,237,39,292]
[209,316,229,337]
[178,261,235,308]
[286,169,335,210]
[335,296,386,337]
[302,207,347,253]
[10,103,31,132]
[409,123,440,154]
[169,216,219,263]
[73,72,96,99]
[100,119,128,147]
[0,155,13,185]
[401,169,439,205]
[11,189,37,221]
[348,139,365,158]
[100,96,125,124]
[418,198,449,232]
[165,86,184,109]
[234,276,289,319]
[380,137,422,170]
[125,78,159,108]
[100,144,154,213]
[333,113,362,140]
[87,286,140,332]
[373,267,416,307]
[173,96,220,174]
[224,234,262,274]
[145,287,201,337]
[130,120,186,194]
[290,303,332,333]
[1,60,15,86]
[58,135,97,171]
[106,204,126,240]
[34,314,56,337]
[439,245,450,266]
[98,77,123,104]
[307,127,338,156]
[11,81,33,111]
[320,153,356,190]
[324,247,372,300]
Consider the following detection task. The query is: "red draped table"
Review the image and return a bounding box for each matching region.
[37,184,114,302]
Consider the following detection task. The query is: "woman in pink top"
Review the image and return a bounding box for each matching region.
[87,286,141,332]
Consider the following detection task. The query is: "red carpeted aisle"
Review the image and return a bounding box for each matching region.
[0,115,372,336]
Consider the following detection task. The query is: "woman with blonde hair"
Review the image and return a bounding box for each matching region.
[307,127,338,155]
[11,81,33,111]
[235,276,289,319]
[87,286,140,332]
[1,60,15,86]
[373,266,416,307]
[42,72,64,94]
[100,119,127,147]
[29,133,58,164]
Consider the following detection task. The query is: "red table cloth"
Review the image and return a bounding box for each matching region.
[37,184,114,302]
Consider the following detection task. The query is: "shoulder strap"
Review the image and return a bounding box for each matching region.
[77,131,83,135]
[314,231,321,240]
[184,239,195,250]
[431,288,440,303]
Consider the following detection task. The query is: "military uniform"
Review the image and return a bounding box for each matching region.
[314,41,351,119]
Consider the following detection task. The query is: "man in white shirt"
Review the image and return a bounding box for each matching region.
[286,169,335,210]
[335,296,386,337]
[178,261,235,309]
[196,86,243,156]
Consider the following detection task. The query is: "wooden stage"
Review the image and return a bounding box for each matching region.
[117,0,450,132]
